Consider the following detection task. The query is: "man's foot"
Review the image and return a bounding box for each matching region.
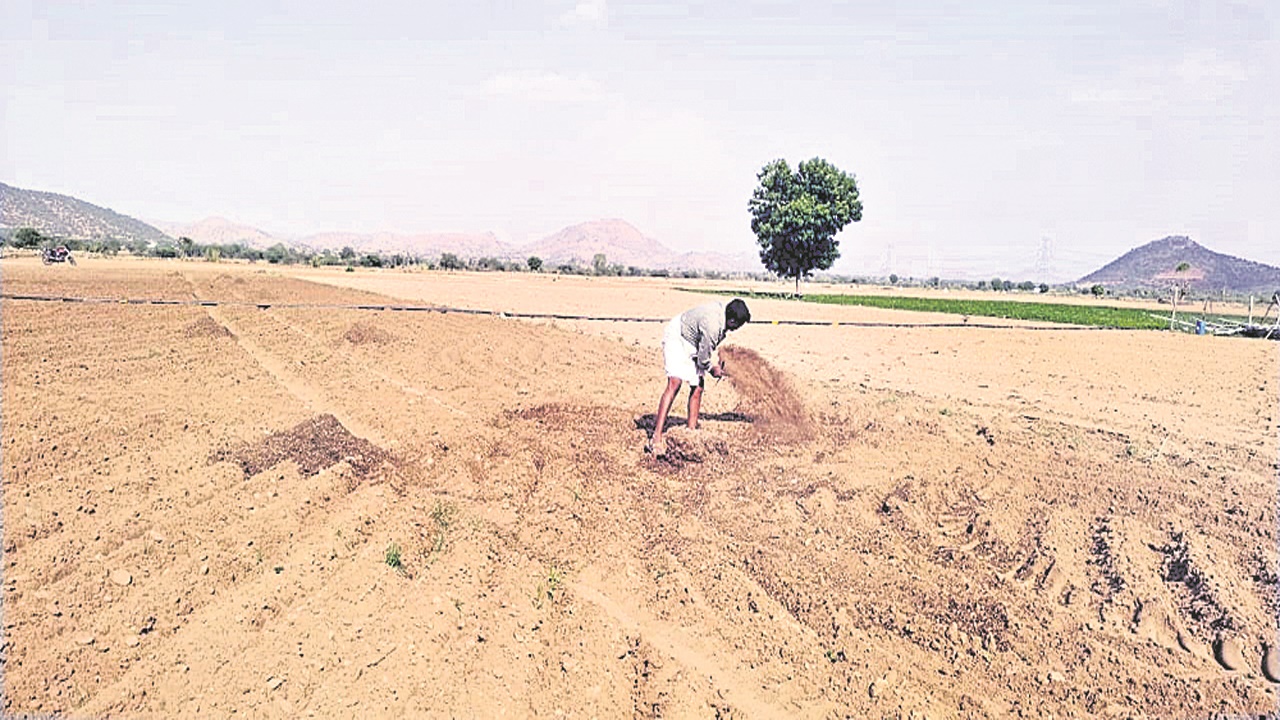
[645,438,666,456]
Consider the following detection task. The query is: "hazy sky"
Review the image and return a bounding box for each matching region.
[3,1,1276,280]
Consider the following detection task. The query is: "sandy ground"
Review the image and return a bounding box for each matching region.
[2,257,1278,718]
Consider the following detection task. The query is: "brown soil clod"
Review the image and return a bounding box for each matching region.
[183,316,234,339]
[1214,635,1245,671]
[1262,644,1280,683]
[210,413,395,481]
[1176,627,1206,656]
[660,428,728,465]
[343,322,395,345]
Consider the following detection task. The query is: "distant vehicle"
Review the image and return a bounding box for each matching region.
[41,245,76,266]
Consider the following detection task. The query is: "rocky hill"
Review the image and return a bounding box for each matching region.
[522,219,758,273]
[1,181,757,273]
[150,217,276,249]
[1,182,172,245]
[1078,236,1280,294]
[522,219,677,268]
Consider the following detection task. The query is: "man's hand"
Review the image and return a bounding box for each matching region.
[709,361,726,379]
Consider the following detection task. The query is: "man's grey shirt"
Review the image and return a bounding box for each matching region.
[679,301,727,374]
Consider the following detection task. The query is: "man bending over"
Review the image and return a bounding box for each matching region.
[646,298,751,455]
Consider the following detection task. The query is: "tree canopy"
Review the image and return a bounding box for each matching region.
[748,157,862,294]
[11,227,47,249]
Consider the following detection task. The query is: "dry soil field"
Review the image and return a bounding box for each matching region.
[2,258,1278,719]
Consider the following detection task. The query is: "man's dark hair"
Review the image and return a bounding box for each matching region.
[726,298,751,329]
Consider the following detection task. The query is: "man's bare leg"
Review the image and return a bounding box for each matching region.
[687,382,704,430]
[650,376,683,451]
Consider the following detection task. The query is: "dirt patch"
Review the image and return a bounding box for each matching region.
[719,345,810,439]
[210,413,395,480]
[658,425,731,468]
[4,261,1278,719]
[1158,531,1237,633]
[182,315,234,339]
[342,321,395,345]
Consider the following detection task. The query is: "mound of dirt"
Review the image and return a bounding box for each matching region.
[211,413,395,480]
[182,316,234,339]
[342,322,395,345]
[660,425,731,465]
[718,345,810,439]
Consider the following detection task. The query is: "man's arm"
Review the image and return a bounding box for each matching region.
[695,330,716,374]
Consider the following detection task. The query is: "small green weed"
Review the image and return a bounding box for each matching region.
[534,566,564,609]
[385,542,404,572]
[431,501,457,528]
[429,501,457,554]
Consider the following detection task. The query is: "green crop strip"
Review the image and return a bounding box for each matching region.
[693,289,1251,330]
[802,294,1166,328]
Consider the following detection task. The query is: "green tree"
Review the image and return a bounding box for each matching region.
[990,277,1003,291]
[266,243,289,264]
[1091,284,1106,297]
[527,256,543,272]
[748,157,863,295]
[1039,283,1050,294]
[889,273,899,285]
[592,253,608,275]
[340,246,356,261]
[439,252,463,270]
[12,227,45,249]
[178,236,197,258]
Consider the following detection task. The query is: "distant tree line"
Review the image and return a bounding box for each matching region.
[1,228,419,269]
[4,226,1111,296]
[0,228,750,280]
[436,251,746,280]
